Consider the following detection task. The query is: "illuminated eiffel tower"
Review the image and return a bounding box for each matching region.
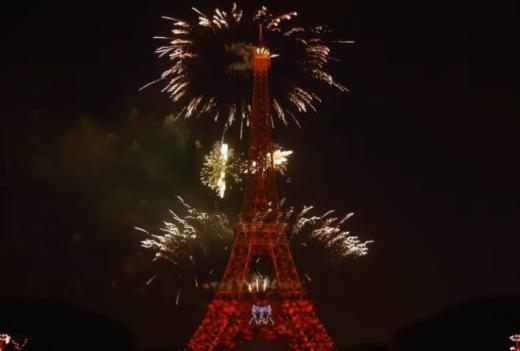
[188,25,336,351]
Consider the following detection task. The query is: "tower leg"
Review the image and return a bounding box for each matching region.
[188,299,233,351]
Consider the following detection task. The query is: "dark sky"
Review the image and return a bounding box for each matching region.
[1,0,519,349]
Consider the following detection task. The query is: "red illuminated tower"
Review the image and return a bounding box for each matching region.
[188,26,336,351]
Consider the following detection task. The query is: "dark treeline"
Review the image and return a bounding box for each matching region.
[1,296,519,350]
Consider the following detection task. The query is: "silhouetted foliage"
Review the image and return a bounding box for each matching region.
[0,298,136,351]
[391,296,520,351]
[343,344,388,351]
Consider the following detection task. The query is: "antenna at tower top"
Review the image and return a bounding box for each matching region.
[258,22,264,45]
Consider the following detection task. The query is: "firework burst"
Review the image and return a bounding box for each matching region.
[271,146,293,175]
[136,198,371,301]
[143,3,352,132]
[283,204,373,260]
[135,196,233,303]
[200,142,243,198]
[200,141,292,197]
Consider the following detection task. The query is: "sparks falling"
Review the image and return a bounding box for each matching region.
[143,3,352,131]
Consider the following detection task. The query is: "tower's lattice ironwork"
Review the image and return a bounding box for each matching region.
[188,29,336,351]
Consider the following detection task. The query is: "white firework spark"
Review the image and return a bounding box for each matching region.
[272,148,293,175]
[246,273,271,293]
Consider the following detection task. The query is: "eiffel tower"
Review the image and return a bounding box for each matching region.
[188,25,336,351]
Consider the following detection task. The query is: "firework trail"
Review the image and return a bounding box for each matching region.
[143,3,352,132]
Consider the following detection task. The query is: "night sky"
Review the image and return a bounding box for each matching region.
[1,0,519,349]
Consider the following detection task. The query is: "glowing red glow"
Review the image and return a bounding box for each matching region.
[188,34,335,351]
